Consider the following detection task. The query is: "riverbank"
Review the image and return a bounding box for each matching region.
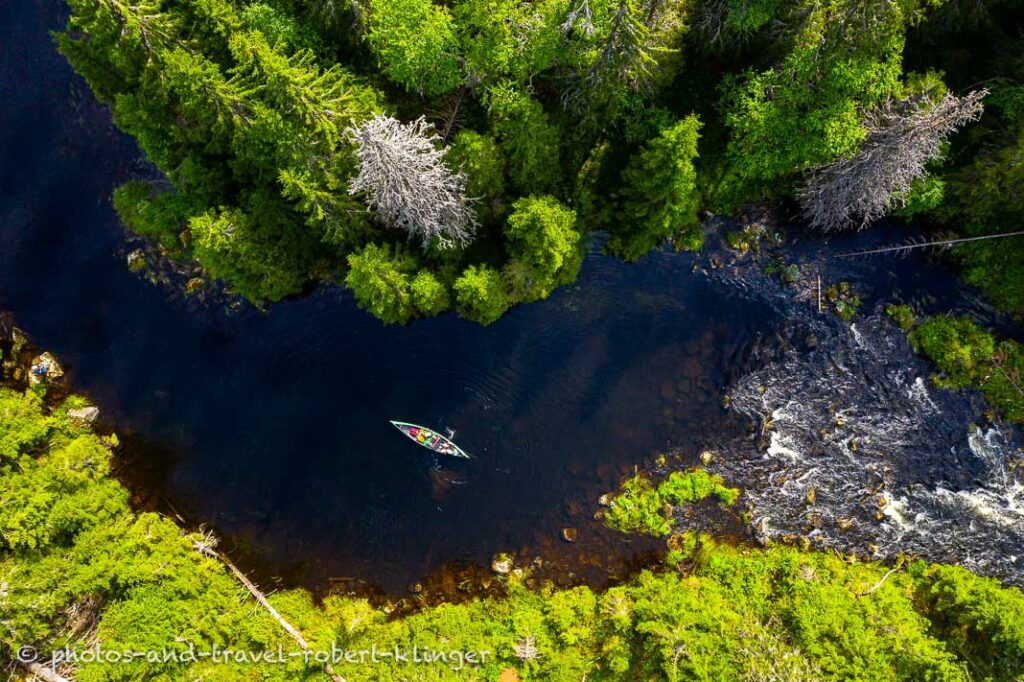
[3,345,1023,681]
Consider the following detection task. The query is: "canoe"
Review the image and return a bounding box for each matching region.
[390,421,472,459]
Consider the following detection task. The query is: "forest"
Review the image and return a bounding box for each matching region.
[56,0,1024,325]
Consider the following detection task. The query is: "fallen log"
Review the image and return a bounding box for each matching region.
[192,531,345,682]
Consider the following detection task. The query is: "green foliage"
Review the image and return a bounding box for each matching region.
[447,130,506,202]
[410,270,451,315]
[910,317,997,389]
[241,3,313,52]
[564,0,687,125]
[659,469,740,506]
[364,0,462,96]
[716,0,916,206]
[486,85,562,194]
[59,0,382,305]
[910,316,1024,423]
[188,206,312,302]
[454,264,511,324]
[604,474,672,536]
[503,195,582,302]
[345,243,418,324]
[893,174,946,218]
[454,0,563,84]
[611,115,703,260]
[55,0,1024,327]
[886,303,916,331]
[915,564,1024,680]
[0,389,51,464]
[604,468,739,536]
[112,181,194,249]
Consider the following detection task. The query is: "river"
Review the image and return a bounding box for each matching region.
[2,0,1021,593]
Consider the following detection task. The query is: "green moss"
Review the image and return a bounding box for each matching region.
[825,282,862,321]
[886,303,916,331]
[658,469,740,506]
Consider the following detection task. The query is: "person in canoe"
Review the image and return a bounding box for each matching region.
[391,421,472,458]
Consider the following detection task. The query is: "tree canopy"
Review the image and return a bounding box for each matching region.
[57,0,1024,323]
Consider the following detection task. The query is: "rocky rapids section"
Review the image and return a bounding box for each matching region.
[693,215,1024,585]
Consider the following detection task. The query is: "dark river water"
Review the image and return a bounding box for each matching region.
[3,0,1022,593]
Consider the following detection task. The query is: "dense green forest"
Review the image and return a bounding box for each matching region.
[57,0,1024,324]
[3,382,1024,681]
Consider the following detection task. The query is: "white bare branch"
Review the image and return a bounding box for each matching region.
[347,115,477,249]
[799,89,987,231]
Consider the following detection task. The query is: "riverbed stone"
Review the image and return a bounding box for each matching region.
[11,327,27,356]
[68,406,100,427]
[491,553,513,575]
[659,381,676,401]
[29,352,63,387]
[127,249,146,273]
[561,527,578,543]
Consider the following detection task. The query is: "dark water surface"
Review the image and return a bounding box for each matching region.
[5,1,1021,592]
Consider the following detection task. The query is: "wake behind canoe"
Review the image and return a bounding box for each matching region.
[390,421,472,459]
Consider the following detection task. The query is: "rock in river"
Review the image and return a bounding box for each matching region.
[491,553,513,575]
[68,406,100,427]
[29,352,64,387]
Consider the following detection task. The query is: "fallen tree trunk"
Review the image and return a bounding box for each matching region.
[192,533,346,682]
[17,659,71,682]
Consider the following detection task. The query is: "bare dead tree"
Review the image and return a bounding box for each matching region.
[800,89,987,231]
[561,0,595,37]
[347,115,477,249]
[513,635,540,661]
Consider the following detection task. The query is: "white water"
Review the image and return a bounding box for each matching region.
[710,307,1024,583]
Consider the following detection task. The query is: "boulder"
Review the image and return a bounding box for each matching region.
[29,352,64,387]
[490,553,513,575]
[68,406,100,427]
[127,249,146,273]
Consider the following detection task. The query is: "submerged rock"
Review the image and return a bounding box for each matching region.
[491,553,513,575]
[11,326,27,356]
[127,249,146,273]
